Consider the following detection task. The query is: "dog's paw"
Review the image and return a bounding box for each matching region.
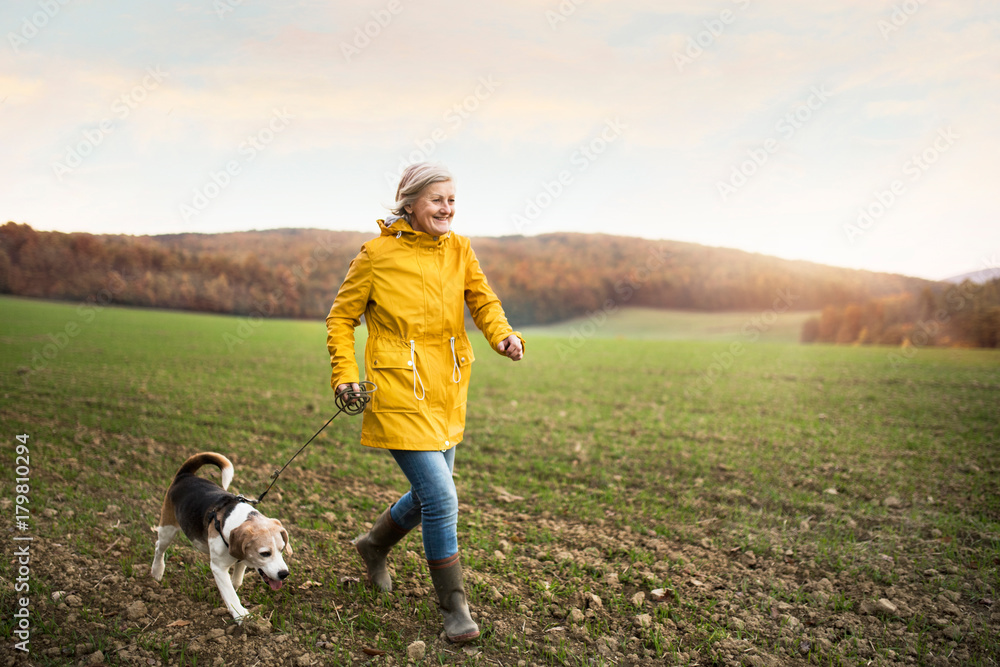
[150,564,164,582]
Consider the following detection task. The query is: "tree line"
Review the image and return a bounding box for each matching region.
[800,280,1000,348]
[2,223,974,342]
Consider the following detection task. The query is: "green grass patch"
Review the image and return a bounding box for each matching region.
[1,295,998,665]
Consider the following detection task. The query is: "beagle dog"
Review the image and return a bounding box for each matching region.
[151,452,292,623]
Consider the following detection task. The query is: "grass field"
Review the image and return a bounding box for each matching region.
[1,295,998,666]
[522,307,817,344]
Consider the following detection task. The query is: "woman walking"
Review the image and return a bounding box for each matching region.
[326,162,524,642]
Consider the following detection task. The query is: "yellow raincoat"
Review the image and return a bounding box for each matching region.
[326,217,524,451]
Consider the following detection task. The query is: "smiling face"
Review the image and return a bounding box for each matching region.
[405,180,455,236]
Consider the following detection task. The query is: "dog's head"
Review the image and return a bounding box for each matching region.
[228,514,292,590]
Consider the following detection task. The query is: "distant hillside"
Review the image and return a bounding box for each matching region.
[943,267,1000,284]
[0,222,943,326]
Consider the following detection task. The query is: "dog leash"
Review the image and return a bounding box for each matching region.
[235,381,377,507]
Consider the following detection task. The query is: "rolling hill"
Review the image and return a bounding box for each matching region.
[0,222,948,327]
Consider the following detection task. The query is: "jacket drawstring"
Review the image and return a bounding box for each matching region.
[409,340,425,401]
[450,336,462,384]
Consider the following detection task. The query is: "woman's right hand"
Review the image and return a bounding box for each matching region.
[336,382,362,404]
[497,334,524,361]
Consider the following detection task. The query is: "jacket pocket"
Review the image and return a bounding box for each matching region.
[450,338,475,409]
[368,348,419,413]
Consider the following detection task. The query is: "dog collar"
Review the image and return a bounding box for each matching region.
[209,500,258,549]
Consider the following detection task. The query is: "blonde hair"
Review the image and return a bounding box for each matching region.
[390,162,454,218]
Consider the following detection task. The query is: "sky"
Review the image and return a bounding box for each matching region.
[2,0,998,281]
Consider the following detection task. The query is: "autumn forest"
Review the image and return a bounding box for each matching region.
[2,222,997,348]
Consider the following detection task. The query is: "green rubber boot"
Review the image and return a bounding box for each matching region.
[428,553,480,643]
[353,506,409,592]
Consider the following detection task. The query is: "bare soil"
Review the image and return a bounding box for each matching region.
[5,475,997,667]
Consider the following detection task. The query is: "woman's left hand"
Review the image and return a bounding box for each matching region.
[497,334,523,361]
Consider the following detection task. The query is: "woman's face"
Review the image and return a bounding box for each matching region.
[406,180,455,236]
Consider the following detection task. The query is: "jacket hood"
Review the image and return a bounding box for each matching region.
[379,215,407,233]
[377,216,452,241]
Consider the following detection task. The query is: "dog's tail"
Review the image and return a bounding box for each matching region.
[174,452,234,491]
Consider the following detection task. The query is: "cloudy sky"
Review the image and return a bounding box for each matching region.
[2,0,997,280]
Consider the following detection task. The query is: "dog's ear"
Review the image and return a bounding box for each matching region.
[228,523,248,561]
[274,520,293,555]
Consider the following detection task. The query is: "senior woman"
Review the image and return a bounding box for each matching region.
[326,162,524,643]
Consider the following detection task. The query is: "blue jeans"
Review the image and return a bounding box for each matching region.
[388,447,458,561]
